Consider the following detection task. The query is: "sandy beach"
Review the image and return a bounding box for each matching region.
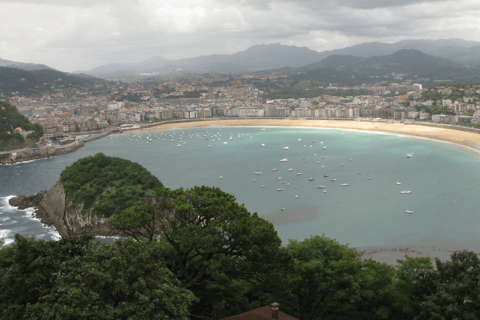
[130,119,480,151]
[130,119,480,264]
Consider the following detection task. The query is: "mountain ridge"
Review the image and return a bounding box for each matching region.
[78,38,480,78]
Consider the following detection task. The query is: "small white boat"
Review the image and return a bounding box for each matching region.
[287,168,293,172]
[396,182,401,185]
[323,190,327,193]
[277,189,282,191]
[406,210,414,214]
[253,179,256,182]
[297,172,302,175]
[278,177,282,180]
[407,153,413,158]
[316,161,321,164]
[280,158,288,162]
[321,156,325,159]
[331,178,337,181]
[261,143,265,147]
[349,158,353,161]
[297,138,302,141]
[177,144,181,147]
[324,174,329,177]
[367,176,373,180]
[223,142,228,145]
[302,164,307,167]
[261,185,266,188]
[254,172,262,175]
[295,195,299,199]
[308,178,314,181]
[283,146,289,150]
[317,185,325,189]
[341,183,349,186]
[280,208,285,211]
[220,176,223,179]
[272,168,277,172]
[400,190,412,194]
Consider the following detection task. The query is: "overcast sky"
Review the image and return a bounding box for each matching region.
[1,0,480,72]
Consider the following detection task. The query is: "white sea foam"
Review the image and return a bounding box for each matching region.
[0,229,11,239]
[1,196,16,210]
[0,158,41,166]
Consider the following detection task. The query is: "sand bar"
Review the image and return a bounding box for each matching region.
[129,119,480,151]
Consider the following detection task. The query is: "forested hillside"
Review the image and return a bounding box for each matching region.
[0,101,43,151]
[0,67,101,96]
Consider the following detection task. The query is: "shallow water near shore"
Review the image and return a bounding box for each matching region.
[1,126,480,249]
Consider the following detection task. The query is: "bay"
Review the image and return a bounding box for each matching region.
[1,126,480,247]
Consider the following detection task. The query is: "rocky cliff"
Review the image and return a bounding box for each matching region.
[9,183,116,237]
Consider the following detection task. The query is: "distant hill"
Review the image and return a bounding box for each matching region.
[0,58,56,71]
[299,49,462,76]
[0,67,102,96]
[0,101,43,151]
[82,38,480,78]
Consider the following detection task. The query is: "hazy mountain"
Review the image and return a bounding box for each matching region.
[82,38,480,78]
[284,49,461,77]
[0,58,56,71]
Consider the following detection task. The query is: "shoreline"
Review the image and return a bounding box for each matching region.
[128,119,480,152]
[357,243,480,265]
[130,119,480,265]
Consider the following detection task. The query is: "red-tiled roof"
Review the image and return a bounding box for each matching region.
[222,305,298,320]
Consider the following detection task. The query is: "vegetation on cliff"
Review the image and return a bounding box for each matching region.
[59,153,163,217]
[0,101,44,151]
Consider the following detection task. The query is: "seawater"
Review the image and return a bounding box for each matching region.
[1,126,480,247]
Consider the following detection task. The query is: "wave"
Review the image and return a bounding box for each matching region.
[0,196,61,243]
[0,158,43,167]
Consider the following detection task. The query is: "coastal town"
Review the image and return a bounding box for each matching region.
[5,73,480,138]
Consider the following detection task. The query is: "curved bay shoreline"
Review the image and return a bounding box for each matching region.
[128,119,480,265]
[129,119,480,152]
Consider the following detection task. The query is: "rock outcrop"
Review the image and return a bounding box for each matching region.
[9,183,116,237]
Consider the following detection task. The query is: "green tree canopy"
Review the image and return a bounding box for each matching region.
[415,250,480,320]
[281,235,365,320]
[110,186,291,319]
[25,238,197,320]
[59,153,163,217]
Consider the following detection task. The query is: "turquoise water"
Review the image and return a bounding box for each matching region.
[1,126,480,247]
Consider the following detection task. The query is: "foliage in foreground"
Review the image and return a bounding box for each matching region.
[3,171,480,320]
[59,153,164,217]
[110,186,292,319]
[0,235,196,320]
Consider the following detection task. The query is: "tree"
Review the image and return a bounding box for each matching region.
[110,186,291,319]
[0,234,96,320]
[415,250,480,320]
[25,239,197,320]
[351,259,397,320]
[281,235,364,320]
[393,255,434,318]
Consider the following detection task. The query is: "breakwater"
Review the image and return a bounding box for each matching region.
[0,128,117,165]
